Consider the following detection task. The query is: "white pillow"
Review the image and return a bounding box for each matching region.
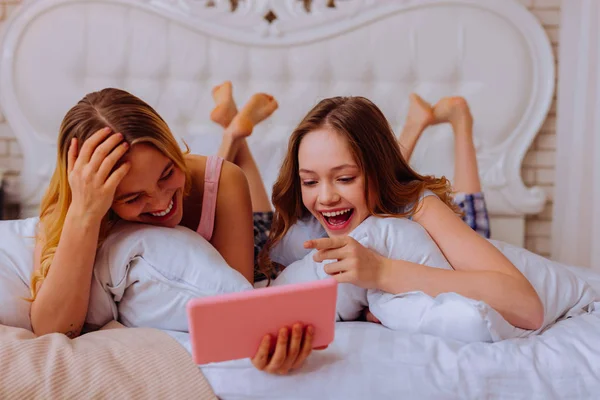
[271,216,598,343]
[88,222,253,331]
[269,190,437,267]
[566,265,600,298]
[269,216,326,267]
[372,240,598,342]
[0,218,38,330]
[272,217,495,343]
[486,240,598,340]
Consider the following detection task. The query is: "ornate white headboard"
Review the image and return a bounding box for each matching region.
[0,0,554,246]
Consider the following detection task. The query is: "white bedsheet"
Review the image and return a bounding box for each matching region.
[199,305,600,399]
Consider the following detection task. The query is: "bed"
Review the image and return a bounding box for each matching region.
[0,0,554,247]
[1,0,599,398]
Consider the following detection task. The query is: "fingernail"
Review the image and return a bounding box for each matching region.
[307,326,314,335]
[122,142,129,148]
[104,127,111,132]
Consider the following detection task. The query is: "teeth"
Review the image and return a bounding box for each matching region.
[150,199,173,217]
[321,208,352,218]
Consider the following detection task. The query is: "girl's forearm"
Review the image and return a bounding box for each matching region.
[452,134,481,193]
[31,211,101,337]
[377,259,544,330]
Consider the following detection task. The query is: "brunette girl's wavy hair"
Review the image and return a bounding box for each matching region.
[258,96,458,278]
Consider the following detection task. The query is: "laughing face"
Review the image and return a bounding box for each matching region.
[111,143,186,228]
[298,127,371,236]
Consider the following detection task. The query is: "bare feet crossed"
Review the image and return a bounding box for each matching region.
[226,93,279,139]
[211,82,277,212]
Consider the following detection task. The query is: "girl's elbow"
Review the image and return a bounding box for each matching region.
[524,292,544,331]
[511,274,544,330]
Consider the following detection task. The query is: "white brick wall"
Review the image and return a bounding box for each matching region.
[520,0,561,258]
[0,1,562,258]
[0,3,22,217]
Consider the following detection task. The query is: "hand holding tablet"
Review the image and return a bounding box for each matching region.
[187,278,337,364]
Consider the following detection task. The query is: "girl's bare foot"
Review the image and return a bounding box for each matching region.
[432,96,473,131]
[210,81,238,128]
[397,93,435,160]
[399,93,436,142]
[226,93,278,139]
[405,93,436,131]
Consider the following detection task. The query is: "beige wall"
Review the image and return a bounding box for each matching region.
[0,0,560,257]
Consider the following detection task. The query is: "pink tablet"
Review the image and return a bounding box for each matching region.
[186,278,337,365]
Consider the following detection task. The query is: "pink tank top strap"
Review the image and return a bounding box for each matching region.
[197,155,225,241]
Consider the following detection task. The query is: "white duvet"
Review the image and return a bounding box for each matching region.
[199,263,600,399]
[200,306,600,399]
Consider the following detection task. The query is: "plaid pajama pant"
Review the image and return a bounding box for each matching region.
[452,192,491,239]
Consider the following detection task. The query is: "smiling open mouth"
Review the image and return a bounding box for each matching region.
[145,195,176,221]
[321,208,354,230]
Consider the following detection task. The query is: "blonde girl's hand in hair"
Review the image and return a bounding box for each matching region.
[67,127,130,221]
[251,323,327,374]
[305,236,387,290]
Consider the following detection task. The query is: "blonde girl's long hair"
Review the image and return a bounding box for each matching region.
[30,88,191,300]
[258,96,459,278]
